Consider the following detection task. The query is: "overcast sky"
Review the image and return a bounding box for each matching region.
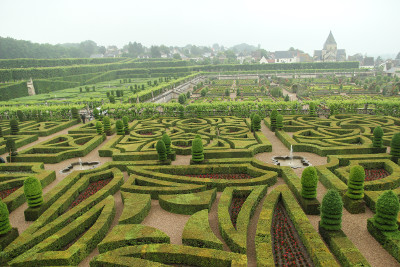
[0,0,398,57]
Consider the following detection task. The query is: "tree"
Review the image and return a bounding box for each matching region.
[24,177,43,208]
[186,91,191,99]
[179,105,185,119]
[178,93,187,105]
[284,95,290,101]
[109,95,115,104]
[0,126,2,138]
[116,120,124,135]
[251,114,261,132]
[270,110,278,131]
[191,137,204,163]
[17,110,25,122]
[0,200,12,235]
[201,88,207,97]
[93,109,100,120]
[345,165,365,200]
[309,102,317,117]
[71,108,80,122]
[9,119,19,135]
[173,53,182,60]
[390,133,400,159]
[150,46,161,58]
[276,114,283,130]
[320,189,343,231]
[373,190,399,231]
[225,88,230,96]
[122,116,130,134]
[103,117,112,136]
[162,133,172,156]
[301,166,318,199]
[372,126,384,148]
[156,140,167,161]
[96,121,103,135]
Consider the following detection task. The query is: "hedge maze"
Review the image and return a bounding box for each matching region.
[2,113,400,266]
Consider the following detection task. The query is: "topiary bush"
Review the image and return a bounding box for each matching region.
[301,166,318,199]
[373,190,399,231]
[309,102,316,117]
[0,200,12,235]
[96,121,103,135]
[320,189,343,231]
[0,126,3,138]
[270,110,278,131]
[5,138,17,157]
[390,132,400,159]
[103,116,112,136]
[162,133,171,156]
[16,110,25,122]
[251,114,261,132]
[116,120,124,135]
[93,108,99,120]
[179,105,185,119]
[122,116,130,134]
[345,165,365,200]
[191,137,204,163]
[23,177,43,208]
[372,126,384,148]
[276,114,283,130]
[71,107,81,122]
[156,140,167,161]
[9,119,18,135]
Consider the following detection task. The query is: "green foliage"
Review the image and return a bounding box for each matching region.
[0,126,2,137]
[345,165,365,200]
[270,110,278,131]
[23,177,43,208]
[156,140,167,161]
[71,107,80,122]
[96,121,103,135]
[309,102,316,117]
[201,88,207,97]
[178,93,187,105]
[0,200,12,235]
[225,88,230,96]
[372,126,384,148]
[162,133,172,155]
[179,105,185,119]
[284,95,290,101]
[103,116,112,136]
[122,116,129,134]
[251,114,261,132]
[93,108,99,120]
[301,166,318,199]
[390,133,400,158]
[116,120,124,135]
[5,138,17,156]
[276,114,283,130]
[109,95,115,104]
[9,119,18,135]
[373,190,399,231]
[191,137,204,162]
[16,110,25,122]
[320,189,343,231]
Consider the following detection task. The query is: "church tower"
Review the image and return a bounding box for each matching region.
[322,31,338,62]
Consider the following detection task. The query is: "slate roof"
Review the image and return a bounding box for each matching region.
[274,51,297,59]
[324,31,337,49]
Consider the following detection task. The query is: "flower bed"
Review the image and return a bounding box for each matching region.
[229,196,247,228]
[0,186,21,199]
[272,201,314,267]
[184,173,253,180]
[68,178,113,209]
[364,169,390,181]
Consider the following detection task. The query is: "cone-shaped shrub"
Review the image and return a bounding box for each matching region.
[179,105,185,119]
[372,126,384,148]
[390,133,400,158]
[116,120,124,135]
[24,177,43,208]
[373,190,399,231]
[301,166,318,199]
[270,110,278,131]
[5,138,17,156]
[250,113,255,131]
[9,119,18,135]
[251,114,261,132]
[122,116,129,134]
[320,189,343,231]
[309,102,316,117]
[191,137,204,162]
[345,165,365,200]
[156,140,167,161]
[93,108,99,120]
[0,200,12,235]
[96,121,103,135]
[276,114,283,130]
[17,110,25,122]
[103,117,111,136]
[162,133,171,155]
[71,107,81,122]
[0,126,2,137]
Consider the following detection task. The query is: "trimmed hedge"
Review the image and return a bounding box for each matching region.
[118,192,151,224]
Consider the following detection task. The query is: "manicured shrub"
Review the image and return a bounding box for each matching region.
[162,133,171,155]
[0,200,12,235]
[179,105,185,119]
[320,189,343,231]
[251,114,261,132]
[276,114,283,130]
[5,138,17,156]
[270,110,278,131]
[156,140,167,161]
[345,165,365,200]
[103,117,111,136]
[0,126,3,137]
[116,120,124,135]
[93,109,99,120]
[9,119,18,135]
[390,133,400,159]
[301,166,318,199]
[373,190,399,231]
[122,116,129,134]
[178,93,187,105]
[109,95,115,104]
[16,110,25,122]
[309,102,316,117]
[71,107,80,122]
[372,126,384,148]
[96,121,103,135]
[191,137,204,162]
[24,177,43,208]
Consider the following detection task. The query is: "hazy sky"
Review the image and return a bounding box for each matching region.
[0,0,399,57]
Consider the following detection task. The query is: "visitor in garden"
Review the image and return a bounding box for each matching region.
[80,113,86,124]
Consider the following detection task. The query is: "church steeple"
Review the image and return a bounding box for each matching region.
[324,31,337,50]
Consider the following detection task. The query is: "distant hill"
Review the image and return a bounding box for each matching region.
[230,43,258,53]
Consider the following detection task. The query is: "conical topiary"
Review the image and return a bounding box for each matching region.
[96,121,103,135]
[301,166,318,199]
[5,138,17,156]
[162,133,171,156]
[122,116,130,134]
[179,105,185,119]
[309,102,316,117]
[156,140,167,161]
[345,165,365,200]
[93,108,100,120]
[0,200,12,235]
[252,114,261,132]
[372,126,384,148]
[276,114,283,130]
[250,113,255,131]
[191,137,204,163]
[270,110,278,131]
[0,126,3,137]
[390,133,400,159]
[116,120,124,135]
[320,189,343,231]
[103,116,111,136]
[10,119,19,135]
[71,107,81,122]
[24,177,43,208]
[373,190,399,231]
